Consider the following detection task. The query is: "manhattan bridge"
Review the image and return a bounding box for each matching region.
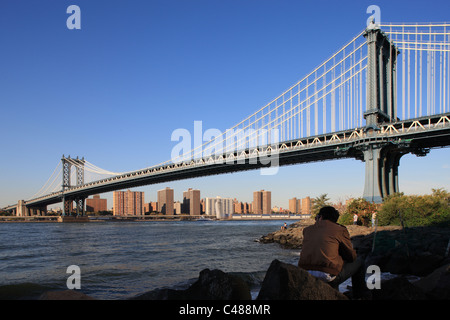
[4,21,450,216]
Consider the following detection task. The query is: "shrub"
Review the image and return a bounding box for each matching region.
[377,189,450,227]
[339,198,378,226]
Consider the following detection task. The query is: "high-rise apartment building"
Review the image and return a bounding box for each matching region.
[182,188,201,215]
[253,191,262,214]
[302,196,311,215]
[205,197,234,219]
[113,190,144,216]
[262,190,271,215]
[253,190,271,214]
[289,197,302,214]
[157,187,174,215]
[86,194,107,213]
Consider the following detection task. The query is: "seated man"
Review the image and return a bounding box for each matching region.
[298,206,366,298]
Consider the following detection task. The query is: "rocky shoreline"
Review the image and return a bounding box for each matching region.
[39,220,450,300]
[258,219,450,277]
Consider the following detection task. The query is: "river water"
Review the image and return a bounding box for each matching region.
[0,220,300,299]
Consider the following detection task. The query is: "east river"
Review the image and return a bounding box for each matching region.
[0,220,300,299]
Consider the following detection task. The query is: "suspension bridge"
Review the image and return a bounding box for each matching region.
[3,21,450,216]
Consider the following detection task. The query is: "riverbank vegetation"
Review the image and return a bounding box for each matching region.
[337,188,450,227]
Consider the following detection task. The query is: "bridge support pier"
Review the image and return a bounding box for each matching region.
[61,155,86,217]
[361,22,402,203]
[63,196,86,216]
[17,200,29,216]
[362,143,404,203]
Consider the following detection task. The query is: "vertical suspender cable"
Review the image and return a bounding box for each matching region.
[420,33,423,116]
[415,25,418,118]
[315,71,318,135]
[440,35,444,114]
[332,56,336,132]
[323,64,327,134]
[407,32,411,119]
[402,27,406,119]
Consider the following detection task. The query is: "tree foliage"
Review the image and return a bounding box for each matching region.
[377,188,450,227]
[337,189,450,227]
[311,194,331,217]
[338,198,378,226]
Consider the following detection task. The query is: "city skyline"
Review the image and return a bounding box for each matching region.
[84,188,313,215]
[1,1,449,209]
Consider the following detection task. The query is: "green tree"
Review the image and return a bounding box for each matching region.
[339,198,377,226]
[311,194,331,217]
[377,189,450,227]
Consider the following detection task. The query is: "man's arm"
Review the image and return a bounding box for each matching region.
[338,228,357,262]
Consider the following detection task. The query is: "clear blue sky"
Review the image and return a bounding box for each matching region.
[1,0,449,209]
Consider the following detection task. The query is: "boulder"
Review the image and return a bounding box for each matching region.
[132,268,251,300]
[184,269,251,300]
[256,259,347,300]
[413,263,450,299]
[409,252,444,276]
[371,276,429,300]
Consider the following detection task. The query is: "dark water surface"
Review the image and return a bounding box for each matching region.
[0,220,299,299]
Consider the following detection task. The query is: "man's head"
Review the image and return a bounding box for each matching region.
[316,206,340,223]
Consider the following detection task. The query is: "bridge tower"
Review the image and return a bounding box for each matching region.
[61,155,86,216]
[361,21,402,203]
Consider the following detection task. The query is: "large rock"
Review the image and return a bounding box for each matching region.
[132,269,251,300]
[184,269,251,300]
[256,260,348,300]
[413,263,450,299]
[371,277,429,300]
[258,220,314,249]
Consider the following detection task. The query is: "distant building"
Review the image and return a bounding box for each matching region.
[182,188,201,215]
[302,196,312,215]
[200,199,205,214]
[234,201,251,214]
[205,197,234,219]
[253,191,262,214]
[86,194,107,213]
[253,190,271,214]
[289,197,302,214]
[143,201,158,214]
[157,187,174,215]
[113,190,144,216]
[174,201,182,215]
[234,199,243,214]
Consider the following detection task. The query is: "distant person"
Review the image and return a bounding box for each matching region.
[281,222,288,231]
[353,213,358,225]
[298,206,367,299]
[371,211,377,227]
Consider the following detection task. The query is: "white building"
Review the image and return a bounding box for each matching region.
[205,197,234,219]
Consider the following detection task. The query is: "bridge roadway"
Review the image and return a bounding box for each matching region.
[4,112,450,211]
